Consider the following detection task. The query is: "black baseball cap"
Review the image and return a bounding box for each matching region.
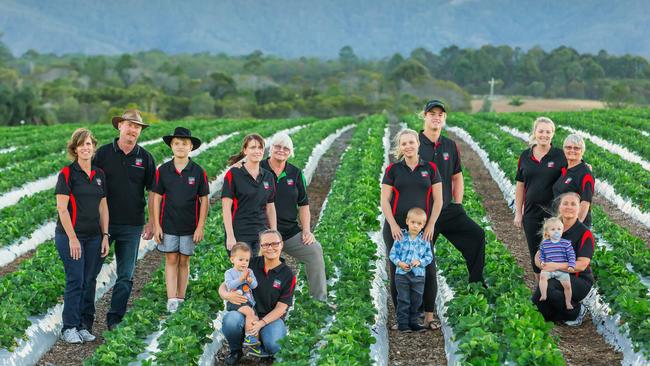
[424,100,446,113]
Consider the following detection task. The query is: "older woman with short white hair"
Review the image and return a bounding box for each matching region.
[552,134,594,227]
[259,133,328,301]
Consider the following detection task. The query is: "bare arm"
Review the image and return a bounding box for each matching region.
[451,172,464,204]
[152,193,163,243]
[99,197,110,257]
[380,184,402,241]
[578,201,590,223]
[423,183,443,242]
[56,194,81,260]
[222,197,236,249]
[514,182,525,228]
[266,202,277,230]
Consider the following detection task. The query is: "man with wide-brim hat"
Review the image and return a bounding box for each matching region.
[93,108,156,331]
[111,109,150,130]
[162,127,202,151]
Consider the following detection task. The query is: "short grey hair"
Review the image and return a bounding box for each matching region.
[268,132,295,158]
[563,134,586,152]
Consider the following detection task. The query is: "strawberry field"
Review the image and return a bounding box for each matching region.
[0,110,649,365]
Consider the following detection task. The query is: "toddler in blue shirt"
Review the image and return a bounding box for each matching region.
[389,208,434,332]
[224,243,260,346]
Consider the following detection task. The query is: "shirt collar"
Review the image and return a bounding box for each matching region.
[168,158,194,174]
[112,137,141,156]
[419,130,442,148]
[398,158,427,168]
[401,229,423,241]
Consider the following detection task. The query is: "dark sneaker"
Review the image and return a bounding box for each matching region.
[397,324,412,333]
[246,345,271,358]
[243,334,261,346]
[410,323,427,332]
[224,351,243,365]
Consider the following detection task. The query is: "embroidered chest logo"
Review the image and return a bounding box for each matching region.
[564,177,573,184]
[272,279,282,289]
[96,178,102,186]
[286,178,295,186]
[442,152,450,161]
[188,176,196,185]
[242,284,250,292]
[420,171,429,177]
[263,181,271,190]
[547,161,555,168]
[135,158,143,167]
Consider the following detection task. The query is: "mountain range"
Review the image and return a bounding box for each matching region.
[1,0,648,59]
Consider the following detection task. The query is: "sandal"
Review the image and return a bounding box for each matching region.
[427,320,441,330]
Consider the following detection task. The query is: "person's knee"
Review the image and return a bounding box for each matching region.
[222,311,245,334]
[166,253,179,266]
[178,255,190,268]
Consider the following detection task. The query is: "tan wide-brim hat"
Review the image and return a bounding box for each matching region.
[111,109,150,130]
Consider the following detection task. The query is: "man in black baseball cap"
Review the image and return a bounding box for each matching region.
[424,99,447,114]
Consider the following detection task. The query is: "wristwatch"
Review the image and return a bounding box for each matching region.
[103,232,111,239]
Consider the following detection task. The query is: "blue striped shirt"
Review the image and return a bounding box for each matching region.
[389,230,433,277]
[540,238,576,268]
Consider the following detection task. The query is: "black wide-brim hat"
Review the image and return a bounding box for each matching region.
[162,127,202,150]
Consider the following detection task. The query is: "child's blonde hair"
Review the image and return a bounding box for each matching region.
[230,242,252,256]
[540,216,563,240]
[406,207,427,222]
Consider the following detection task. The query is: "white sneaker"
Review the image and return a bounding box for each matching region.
[77,329,96,342]
[60,328,82,344]
[167,298,179,313]
[565,304,587,327]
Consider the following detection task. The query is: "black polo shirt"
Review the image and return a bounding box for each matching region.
[562,221,595,283]
[553,162,594,227]
[55,162,106,236]
[93,139,156,226]
[418,132,462,209]
[381,158,442,227]
[250,256,296,318]
[515,146,567,217]
[153,159,209,236]
[260,159,308,241]
[221,166,276,243]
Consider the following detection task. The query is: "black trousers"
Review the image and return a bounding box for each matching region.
[523,213,551,274]
[531,275,592,321]
[384,203,486,313]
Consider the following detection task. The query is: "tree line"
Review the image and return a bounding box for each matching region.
[0,36,648,125]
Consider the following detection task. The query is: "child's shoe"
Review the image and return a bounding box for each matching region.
[243,334,261,346]
[167,298,179,313]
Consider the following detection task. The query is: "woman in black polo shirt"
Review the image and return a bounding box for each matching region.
[381,128,443,330]
[514,117,567,277]
[260,132,327,301]
[219,229,296,362]
[531,192,595,325]
[552,134,594,227]
[222,134,277,254]
[55,128,110,344]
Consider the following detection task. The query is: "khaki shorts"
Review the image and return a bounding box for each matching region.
[541,270,570,282]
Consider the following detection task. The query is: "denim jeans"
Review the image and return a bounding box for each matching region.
[106,224,142,326]
[55,231,103,331]
[395,272,425,327]
[222,311,287,354]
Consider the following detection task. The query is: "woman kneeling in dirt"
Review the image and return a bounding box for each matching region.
[531,192,594,326]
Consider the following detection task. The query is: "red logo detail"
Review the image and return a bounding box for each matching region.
[443,152,450,161]
[547,161,555,168]
[273,279,282,289]
[188,177,196,185]
[135,158,143,167]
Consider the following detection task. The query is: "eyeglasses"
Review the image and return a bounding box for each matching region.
[272,144,291,153]
[260,241,282,249]
[563,146,582,151]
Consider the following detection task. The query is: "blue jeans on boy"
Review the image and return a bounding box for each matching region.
[55,232,103,331]
[395,272,425,327]
[222,311,287,355]
[106,224,142,327]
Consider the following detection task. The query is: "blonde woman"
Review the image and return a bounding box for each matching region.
[55,128,110,343]
[381,128,443,330]
[514,117,567,278]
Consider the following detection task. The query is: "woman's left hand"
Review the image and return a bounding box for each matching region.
[302,230,315,245]
[250,319,266,335]
[423,223,436,242]
[101,237,110,258]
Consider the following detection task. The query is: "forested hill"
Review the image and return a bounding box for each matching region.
[1,0,649,59]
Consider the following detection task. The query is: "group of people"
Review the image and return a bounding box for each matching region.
[53,101,597,364]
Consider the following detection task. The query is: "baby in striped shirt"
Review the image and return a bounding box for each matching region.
[539,217,576,310]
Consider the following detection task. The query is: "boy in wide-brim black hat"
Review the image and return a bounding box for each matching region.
[152,126,209,313]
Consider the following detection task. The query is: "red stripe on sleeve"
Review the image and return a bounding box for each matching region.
[155,168,160,185]
[281,276,297,298]
[581,174,595,193]
[69,194,77,227]
[427,161,438,176]
[391,187,400,216]
[160,194,166,225]
[579,230,594,252]
[225,170,233,187]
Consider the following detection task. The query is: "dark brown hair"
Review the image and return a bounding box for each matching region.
[227,133,265,166]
